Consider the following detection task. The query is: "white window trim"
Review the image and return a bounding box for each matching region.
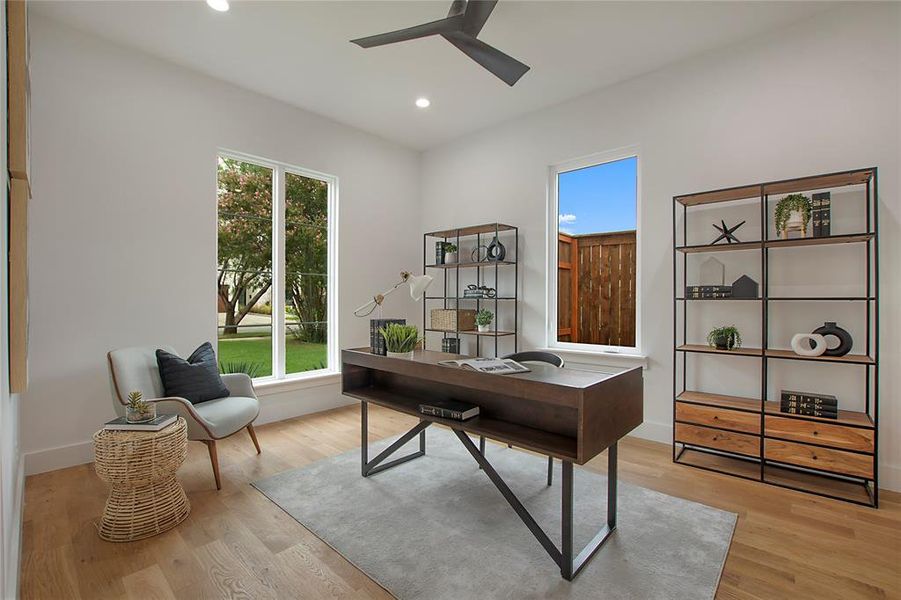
[217,148,339,382]
[546,145,643,357]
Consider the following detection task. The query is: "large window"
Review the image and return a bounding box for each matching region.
[217,152,336,381]
[549,151,639,353]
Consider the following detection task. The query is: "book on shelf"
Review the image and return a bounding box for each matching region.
[104,414,177,432]
[780,406,838,419]
[812,192,831,237]
[686,285,732,293]
[438,357,530,375]
[687,291,732,299]
[780,390,837,406]
[419,400,479,421]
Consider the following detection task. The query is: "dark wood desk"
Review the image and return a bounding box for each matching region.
[342,348,643,580]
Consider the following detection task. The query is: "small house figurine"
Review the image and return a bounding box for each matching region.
[700,257,726,286]
[731,275,759,299]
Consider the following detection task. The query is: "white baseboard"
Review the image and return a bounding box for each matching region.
[4,454,23,600]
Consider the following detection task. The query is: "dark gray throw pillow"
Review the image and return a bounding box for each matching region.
[156,342,230,405]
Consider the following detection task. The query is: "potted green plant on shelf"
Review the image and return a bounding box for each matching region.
[775,193,812,239]
[476,309,494,333]
[443,242,458,264]
[125,390,156,423]
[379,323,421,359]
[707,325,742,351]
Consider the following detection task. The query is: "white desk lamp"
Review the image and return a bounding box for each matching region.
[354,271,434,318]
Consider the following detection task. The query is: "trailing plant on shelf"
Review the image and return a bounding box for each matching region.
[379,323,421,358]
[125,390,156,423]
[475,309,494,332]
[707,325,742,351]
[774,193,812,238]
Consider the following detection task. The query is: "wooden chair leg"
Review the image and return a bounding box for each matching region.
[247,423,261,454]
[204,440,221,490]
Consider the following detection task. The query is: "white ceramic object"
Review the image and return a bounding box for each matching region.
[477,324,490,333]
[444,252,457,264]
[386,351,414,359]
[791,333,827,357]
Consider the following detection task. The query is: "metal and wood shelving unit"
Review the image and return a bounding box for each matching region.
[423,223,518,357]
[672,168,879,507]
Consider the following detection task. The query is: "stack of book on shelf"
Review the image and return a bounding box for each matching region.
[685,285,732,299]
[104,414,177,431]
[419,400,480,421]
[812,192,831,237]
[780,390,837,419]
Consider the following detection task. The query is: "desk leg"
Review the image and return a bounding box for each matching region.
[361,401,430,477]
[479,436,486,469]
[560,443,618,581]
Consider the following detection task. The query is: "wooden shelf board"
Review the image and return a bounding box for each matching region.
[675,447,761,479]
[344,385,578,461]
[764,402,874,428]
[427,261,516,269]
[425,223,517,238]
[763,463,871,504]
[676,344,763,357]
[425,329,515,337]
[676,297,760,301]
[677,391,760,412]
[763,169,874,196]
[675,185,761,206]
[764,349,874,365]
[676,241,761,254]
[765,233,873,249]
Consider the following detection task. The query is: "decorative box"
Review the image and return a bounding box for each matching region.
[430,309,476,332]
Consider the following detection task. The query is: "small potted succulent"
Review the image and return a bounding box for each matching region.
[379,323,421,359]
[707,326,742,351]
[125,390,156,423]
[775,193,812,239]
[443,242,458,264]
[475,309,494,333]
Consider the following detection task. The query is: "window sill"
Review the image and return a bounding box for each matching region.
[253,371,341,396]
[540,347,648,370]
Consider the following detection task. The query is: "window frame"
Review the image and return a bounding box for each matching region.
[545,146,642,356]
[217,149,339,383]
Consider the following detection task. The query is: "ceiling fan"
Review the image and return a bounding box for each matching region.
[350,0,530,87]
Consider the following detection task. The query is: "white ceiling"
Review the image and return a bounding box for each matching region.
[33,1,834,150]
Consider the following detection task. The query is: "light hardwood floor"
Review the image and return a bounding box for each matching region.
[20,404,901,599]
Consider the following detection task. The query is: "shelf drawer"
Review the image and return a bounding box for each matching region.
[765,439,873,479]
[676,402,760,434]
[765,416,874,453]
[675,423,760,457]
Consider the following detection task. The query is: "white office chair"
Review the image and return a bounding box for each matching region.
[107,345,261,490]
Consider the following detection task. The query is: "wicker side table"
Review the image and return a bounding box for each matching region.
[93,416,190,542]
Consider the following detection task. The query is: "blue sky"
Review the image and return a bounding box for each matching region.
[558,156,637,236]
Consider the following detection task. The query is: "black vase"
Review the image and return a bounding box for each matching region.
[486,236,506,262]
[808,321,852,356]
[714,333,735,350]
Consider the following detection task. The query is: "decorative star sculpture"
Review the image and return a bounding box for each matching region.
[711,220,745,244]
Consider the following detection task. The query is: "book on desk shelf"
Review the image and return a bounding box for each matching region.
[419,400,480,421]
[104,414,177,431]
[438,357,530,375]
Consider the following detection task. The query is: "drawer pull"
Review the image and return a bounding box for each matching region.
[812,430,819,436]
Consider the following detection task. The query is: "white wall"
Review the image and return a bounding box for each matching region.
[21,15,422,474]
[420,4,901,489]
[0,5,23,598]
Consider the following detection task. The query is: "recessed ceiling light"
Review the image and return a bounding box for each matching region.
[206,0,229,12]
[415,97,431,109]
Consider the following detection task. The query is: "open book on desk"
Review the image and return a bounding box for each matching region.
[438,357,530,375]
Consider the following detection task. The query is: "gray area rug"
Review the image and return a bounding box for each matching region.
[253,428,736,599]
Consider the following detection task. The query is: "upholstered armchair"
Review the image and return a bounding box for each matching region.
[107,345,261,490]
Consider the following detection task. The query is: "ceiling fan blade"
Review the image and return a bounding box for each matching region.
[462,0,498,36]
[351,15,463,48]
[442,31,529,86]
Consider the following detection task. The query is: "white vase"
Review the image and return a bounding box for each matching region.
[477,324,490,332]
[782,209,807,238]
[791,333,827,357]
[386,351,414,359]
[444,252,457,264]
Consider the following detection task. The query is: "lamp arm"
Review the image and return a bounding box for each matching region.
[353,276,410,317]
